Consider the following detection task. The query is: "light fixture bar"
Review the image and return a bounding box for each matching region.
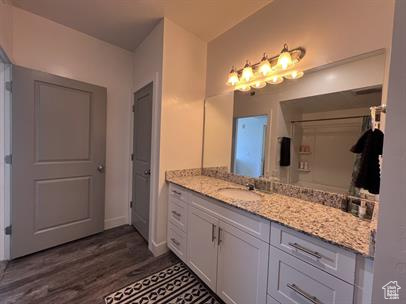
[226,44,306,92]
[234,46,306,75]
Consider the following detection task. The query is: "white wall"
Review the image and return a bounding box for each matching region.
[132,20,164,255]
[154,18,206,251]
[11,7,134,230]
[206,0,394,97]
[0,0,13,60]
[203,93,234,169]
[133,21,164,91]
[131,18,206,255]
[372,0,406,301]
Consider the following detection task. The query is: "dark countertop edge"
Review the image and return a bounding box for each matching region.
[167,178,374,259]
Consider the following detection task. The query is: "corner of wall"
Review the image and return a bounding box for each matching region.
[154,18,208,248]
[0,1,14,62]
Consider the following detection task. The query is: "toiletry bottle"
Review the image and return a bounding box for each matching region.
[359,200,367,219]
[304,162,308,171]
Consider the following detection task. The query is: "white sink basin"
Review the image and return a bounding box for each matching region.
[217,187,262,201]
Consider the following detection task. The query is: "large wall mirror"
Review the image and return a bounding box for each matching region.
[203,51,386,195]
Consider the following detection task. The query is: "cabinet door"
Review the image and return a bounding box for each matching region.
[217,220,269,304]
[187,205,219,291]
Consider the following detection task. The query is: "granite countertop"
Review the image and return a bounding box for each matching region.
[167,175,375,257]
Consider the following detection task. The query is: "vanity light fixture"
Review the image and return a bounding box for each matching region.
[252,80,267,89]
[227,67,239,86]
[226,44,306,92]
[236,83,251,92]
[277,44,293,70]
[258,54,272,76]
[266,75,284,84]
[284,70,304,80]
[241,61,254,82]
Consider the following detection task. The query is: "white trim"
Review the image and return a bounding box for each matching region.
[0,61,5,261]
[104,216,128,230]
[128,72,164,256]
[149,240,169,257]
[0,48,11,261]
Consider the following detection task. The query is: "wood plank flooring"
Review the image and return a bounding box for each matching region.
[0,225,179,304]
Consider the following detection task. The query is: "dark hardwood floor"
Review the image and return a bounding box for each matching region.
[0,225,179,304]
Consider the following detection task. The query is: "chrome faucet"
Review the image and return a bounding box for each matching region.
[246,183,255,191]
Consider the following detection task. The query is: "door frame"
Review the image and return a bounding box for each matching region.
[128,72,162,256]
[231,114,270,177]
[0,47,12,261]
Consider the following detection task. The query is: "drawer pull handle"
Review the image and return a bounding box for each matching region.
[172,211,181,218]
[171,238,180,246]
[172,190,181,196]
[218,227,222,246]
[288,242,322,259]
[211,224,217,243]
[287,283,322,304]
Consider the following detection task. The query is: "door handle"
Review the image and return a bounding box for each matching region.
[97,164,105,173]
[144,169,151,176]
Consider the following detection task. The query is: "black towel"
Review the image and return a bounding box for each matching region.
[350,129,384,194]
[279,137,291,167]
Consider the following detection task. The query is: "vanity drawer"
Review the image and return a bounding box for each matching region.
[190,192,270,243]
[167,222,187,263]
[169,184,189,202]
[268,246,354,304]
[168,197,187,232]
[270,223,356,283]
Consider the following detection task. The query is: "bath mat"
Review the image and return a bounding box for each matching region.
[104,262,223,304]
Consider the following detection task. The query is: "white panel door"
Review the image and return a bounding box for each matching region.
[11,65,106,259]
[131,82,153,240]
[217,220,269,304]
[187,204,219,291]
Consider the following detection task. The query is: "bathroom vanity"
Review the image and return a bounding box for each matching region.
[166,175,375,304]
[164,52,385,304]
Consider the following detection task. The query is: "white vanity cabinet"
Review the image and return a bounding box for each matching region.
[187,204,219,290]
[216,220,269,304]
[167,184,189,263]
[268,246,354,304]
[167,183,373,304]
[270,222,356,283]
[268,223,373,304]
[168,183,269,304]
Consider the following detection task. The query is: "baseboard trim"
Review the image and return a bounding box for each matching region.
[104,216,128,230]
[149,239,169,257]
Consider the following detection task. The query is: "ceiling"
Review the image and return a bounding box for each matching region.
[11,0,271,51]
[281,87,382,113]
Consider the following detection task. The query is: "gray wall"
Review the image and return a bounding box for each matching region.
[372,1,406,303]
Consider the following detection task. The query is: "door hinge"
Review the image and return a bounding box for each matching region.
[4,154,12,164]
[131,154,134,161]
[5,81,12,93]
[5,226,11,235]
[130,201,133,208]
